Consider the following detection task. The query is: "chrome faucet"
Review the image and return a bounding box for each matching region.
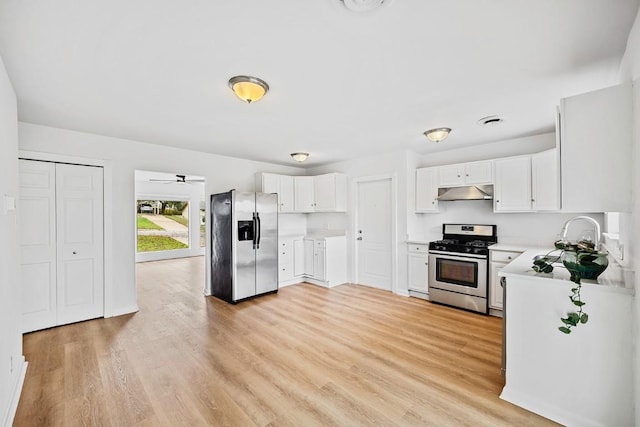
[559,215,601,250]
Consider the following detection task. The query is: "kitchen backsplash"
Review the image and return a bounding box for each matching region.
[412,200,604,246]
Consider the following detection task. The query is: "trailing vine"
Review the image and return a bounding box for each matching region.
[532,240,597,335]
[558,285,588,334]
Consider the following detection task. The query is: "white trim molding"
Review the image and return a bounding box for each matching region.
[2,357,27,427]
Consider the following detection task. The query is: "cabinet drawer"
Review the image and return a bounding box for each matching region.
[490,250,522,263]
[408,243,429,253]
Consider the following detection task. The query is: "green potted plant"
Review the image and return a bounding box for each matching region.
[532,239,608,334]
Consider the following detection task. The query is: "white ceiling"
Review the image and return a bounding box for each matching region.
[0,0,638,167]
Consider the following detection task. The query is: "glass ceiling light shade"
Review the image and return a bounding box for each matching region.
[228,75,269,103]
[291,152,310,162]
[424,127,452,142]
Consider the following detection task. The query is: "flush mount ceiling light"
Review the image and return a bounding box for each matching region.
[291,152,310,162]
[228,75,269,104]
[424,127,452,143]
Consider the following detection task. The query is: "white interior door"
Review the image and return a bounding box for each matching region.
[55,163,104,326]
[19,160,104,332]
[19,160,57,332]
[356,178,392,290]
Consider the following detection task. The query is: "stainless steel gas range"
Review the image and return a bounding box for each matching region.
[428,224,497,314]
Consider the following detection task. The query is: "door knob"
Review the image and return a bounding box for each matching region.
[357,237,363,241]
[72,251,77,254]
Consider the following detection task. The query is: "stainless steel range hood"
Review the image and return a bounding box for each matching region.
[437,185,494,201]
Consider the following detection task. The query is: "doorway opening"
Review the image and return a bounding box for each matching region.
[134,170,206,301]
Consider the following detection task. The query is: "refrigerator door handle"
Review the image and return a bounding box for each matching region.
[252,212,257,250]
[255,212,261,249]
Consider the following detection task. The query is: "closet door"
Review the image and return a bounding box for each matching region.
[19,160,57,332]
[55,163,104,326]
[19,160,104,332]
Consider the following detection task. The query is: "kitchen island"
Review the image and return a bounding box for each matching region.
[499,249,634,427]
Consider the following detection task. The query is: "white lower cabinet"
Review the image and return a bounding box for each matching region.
[489,249,523,312]
[280,235,346,287]
[407,243,429,295]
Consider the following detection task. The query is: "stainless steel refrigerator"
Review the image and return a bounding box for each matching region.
[210,190,278,303]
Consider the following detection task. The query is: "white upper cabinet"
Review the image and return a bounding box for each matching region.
[438,160,493,187]
[559,82,632,212]
[463,161,493,185]
[494,155,532,212]
[438,164,465,187]
[314,173,347,212]
[258,172,347,214]
[294,176,315,212]
[415,167,439,213]
[256,173,295,212]
[531,149,560,211]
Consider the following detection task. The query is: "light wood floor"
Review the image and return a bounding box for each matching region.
[15,256,557,426]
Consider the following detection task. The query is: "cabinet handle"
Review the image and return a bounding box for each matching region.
[531,199,535,202]
[425,262,428,266]
[457,175,460,178]
[432,201,435,204]
[466,174,469,177]
[496,200,500,203]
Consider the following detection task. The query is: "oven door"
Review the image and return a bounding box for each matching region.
[428,251,487,298]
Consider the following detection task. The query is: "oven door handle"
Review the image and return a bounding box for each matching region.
[428,250,487,260]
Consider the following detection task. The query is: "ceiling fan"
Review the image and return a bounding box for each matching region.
[149,174,205,184]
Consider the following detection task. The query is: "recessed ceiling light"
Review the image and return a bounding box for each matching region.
[477,115,504,126]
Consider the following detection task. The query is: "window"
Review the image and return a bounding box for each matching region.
[136,199,190,252]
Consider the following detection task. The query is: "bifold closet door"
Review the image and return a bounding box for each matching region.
[19,160,104,333]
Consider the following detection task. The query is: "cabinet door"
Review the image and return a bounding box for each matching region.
[260,173,279,194]
[489,262,504,310]
[531,149,560,211]
[294,177,315,212]
[279,239,294,282]
[494,156,532,212]
[293,238,304,277]
[408,252,428,292]
[279,175,295,212]
[314,242,326,281]
[303,239,314,276]
[438,164,464,187]
[464,161,493,185]
[560,82,632,212]
[415,167,438,213]
[314,174,335,211]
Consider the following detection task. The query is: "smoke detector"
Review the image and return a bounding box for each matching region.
[340,0,387,12]
[477,115,504,126]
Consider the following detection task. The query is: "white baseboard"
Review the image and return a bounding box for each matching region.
[500,385,601,427]
[396,289,411,297]
[2,357,27,427]
[105,305,139,318]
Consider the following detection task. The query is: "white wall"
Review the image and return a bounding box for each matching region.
[18,122,304,314]
[308,150,410,294]
[619,7,640,425]
[0,56,25,426]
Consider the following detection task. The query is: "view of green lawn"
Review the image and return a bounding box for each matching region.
[163,215,188,227]
[137,215,164,230]
[137,235,188,252]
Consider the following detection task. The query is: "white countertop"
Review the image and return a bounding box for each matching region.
[500,248,634,294]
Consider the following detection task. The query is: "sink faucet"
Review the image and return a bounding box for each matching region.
[559,215,601,250]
